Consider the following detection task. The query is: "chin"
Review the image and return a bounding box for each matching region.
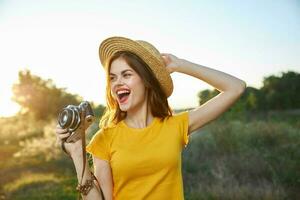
[119,104,130,112]
[119,107,128,112]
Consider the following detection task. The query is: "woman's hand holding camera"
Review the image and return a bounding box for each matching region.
[55,125,83,158]
[55,101,94,158]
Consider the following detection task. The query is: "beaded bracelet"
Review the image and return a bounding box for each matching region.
[76,172,97,195]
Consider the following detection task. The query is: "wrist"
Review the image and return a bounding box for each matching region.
[70,149,84,160]
[69,140,84,157]
[176,58,189,72]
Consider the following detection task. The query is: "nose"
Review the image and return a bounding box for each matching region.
[116,75,124,85]
[112,75,124,90]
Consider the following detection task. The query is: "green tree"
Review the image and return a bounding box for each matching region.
[261,71,300,110]
[196,70,300,115]
[12,70,82,120]
[197,89,219,105]
[93,104,106,118]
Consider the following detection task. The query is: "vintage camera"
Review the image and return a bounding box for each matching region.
[58,101,94,142]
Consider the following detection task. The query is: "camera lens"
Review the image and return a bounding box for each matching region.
[58,108,73,129]
[58,105,81,132]
[69,108,79,130]
[57,101,94,133]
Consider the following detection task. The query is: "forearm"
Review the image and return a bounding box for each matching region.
[176,59,246,92]
[72,153,104,200]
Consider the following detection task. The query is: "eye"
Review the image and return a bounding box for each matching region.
[124,73,131,78]
[110,76,116,81]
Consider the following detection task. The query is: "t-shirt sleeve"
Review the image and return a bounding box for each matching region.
[174,111,190,149]
[86,128,111,161]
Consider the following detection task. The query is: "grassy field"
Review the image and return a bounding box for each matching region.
[0,111,299,200]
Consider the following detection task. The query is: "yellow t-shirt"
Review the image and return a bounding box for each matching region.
[86,111,190,200]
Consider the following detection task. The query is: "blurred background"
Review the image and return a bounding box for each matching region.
[0,0,299,199]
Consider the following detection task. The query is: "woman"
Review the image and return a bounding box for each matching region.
[56,36,246,200]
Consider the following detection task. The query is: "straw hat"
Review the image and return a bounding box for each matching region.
[99,36,173,97]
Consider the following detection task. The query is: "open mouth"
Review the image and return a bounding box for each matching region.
[117,89,131,104]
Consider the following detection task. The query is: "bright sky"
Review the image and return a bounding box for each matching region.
[0,0,299,117]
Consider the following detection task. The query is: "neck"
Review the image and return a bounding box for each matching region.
[125,96,154,129]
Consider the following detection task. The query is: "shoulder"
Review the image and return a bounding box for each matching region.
[173,111,189,120]
[155,111,189,129]
[163,111,189,124]
[90,123,116,139]
[99,120,122,132]
[93,121,123,138]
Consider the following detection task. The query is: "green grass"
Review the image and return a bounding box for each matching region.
[0,111,299,199]
[182,119,300,200]
[4,173,77,200]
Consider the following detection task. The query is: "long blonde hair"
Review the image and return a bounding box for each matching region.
[100,51,172,129]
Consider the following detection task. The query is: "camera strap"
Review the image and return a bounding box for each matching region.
[61,111,105,199]
[76,112,105,200]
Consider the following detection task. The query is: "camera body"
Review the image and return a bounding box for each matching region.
[58,101,94,142]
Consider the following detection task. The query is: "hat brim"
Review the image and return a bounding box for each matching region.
[99,36,173,97]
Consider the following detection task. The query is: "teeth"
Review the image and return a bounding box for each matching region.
[117,90,130,95]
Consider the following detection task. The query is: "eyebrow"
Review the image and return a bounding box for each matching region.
[109,69,133,76]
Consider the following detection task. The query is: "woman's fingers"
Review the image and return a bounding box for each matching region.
[57,132,71,140]
[161,53,172,65]
[161,53,169,56]
[55,125,71,140]
[55,125,68,134]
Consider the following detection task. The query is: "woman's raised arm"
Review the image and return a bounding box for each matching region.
[161,53,246,134]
